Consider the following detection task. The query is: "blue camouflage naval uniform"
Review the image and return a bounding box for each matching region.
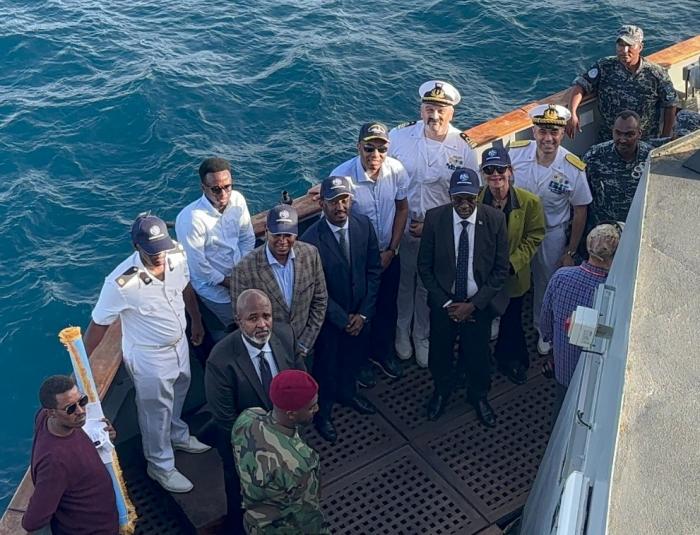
[232,408,329,534]
[583,139,652,225]
[573,56,678,140]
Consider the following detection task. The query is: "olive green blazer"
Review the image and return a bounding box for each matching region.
[478,185,545,298]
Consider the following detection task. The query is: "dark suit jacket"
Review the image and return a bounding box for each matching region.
[417,203,510,315]
[299,213,382,330]
[230,241,328,352]
[204,323,304,436]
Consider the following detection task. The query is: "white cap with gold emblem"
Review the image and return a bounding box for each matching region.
[529,104,571,127]
[419,80,461,107]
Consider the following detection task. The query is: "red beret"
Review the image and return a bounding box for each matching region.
[269,370,319,411]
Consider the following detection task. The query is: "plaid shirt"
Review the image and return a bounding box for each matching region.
[540,261,609,387]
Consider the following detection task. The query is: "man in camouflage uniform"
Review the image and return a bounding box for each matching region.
[584,110,652,226]
[232,369,329,534]
[567,25,678,141]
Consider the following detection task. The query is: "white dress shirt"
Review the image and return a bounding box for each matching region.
[330,156,408,250]
[452,207,478,299]
[240,335,279,381]
[388,120,478,221]
[175,192,256,304]
[325,218,350,258]
[92,247,190,349]
[509,141,592,228]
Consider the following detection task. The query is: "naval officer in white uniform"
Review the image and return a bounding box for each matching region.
[84,215,211,494]
[388,80,478,367]
[509,104,592,354]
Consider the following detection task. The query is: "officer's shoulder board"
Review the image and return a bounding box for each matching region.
[115,266,139,288]
[508,140,531,149]
[565,153,586,171]
[459,132,476,148]
[395,120,416,129]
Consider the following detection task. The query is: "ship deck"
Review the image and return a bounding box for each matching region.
[119,292,555,535]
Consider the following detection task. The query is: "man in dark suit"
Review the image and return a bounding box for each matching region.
[231,204,328,359]
[299,176,383,443]
[204,288,304,531]
[418,168,509,426]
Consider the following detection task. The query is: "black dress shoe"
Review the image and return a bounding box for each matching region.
[370,355,404,379]
[314,417,337,444]
[343,394,376,415]
[511,366,528,385]
[426,392,449,421]
[356,365,378,388]
[473,398,496,428]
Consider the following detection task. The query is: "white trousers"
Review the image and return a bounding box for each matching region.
[396,233,430,349]
[123,337,191,472]
[532,225,567,331]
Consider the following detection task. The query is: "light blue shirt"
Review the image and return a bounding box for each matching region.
[330,155,408,250]
[265,244,296,309]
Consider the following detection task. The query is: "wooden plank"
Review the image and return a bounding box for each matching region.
[648,35,700,67]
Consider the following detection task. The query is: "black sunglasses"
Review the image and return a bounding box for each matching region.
[61,394,89,415]
[206,183,233,194]
[363,145,388,154]
[482,165,509,175]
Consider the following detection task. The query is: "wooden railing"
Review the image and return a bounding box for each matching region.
[2,33,698,535]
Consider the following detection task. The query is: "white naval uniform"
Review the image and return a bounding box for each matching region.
[509,140,592,330]
[388,120,478,361]
[92,245,192,472]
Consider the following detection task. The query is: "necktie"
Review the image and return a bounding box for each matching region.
[337,228,350,263]
[455,220,470,301]
[257,351,273,397]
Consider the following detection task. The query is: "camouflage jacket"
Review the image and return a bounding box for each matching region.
[573,56,678,140]
[648,109,700,147]
[232,408,329,534]
[583,140,652,225]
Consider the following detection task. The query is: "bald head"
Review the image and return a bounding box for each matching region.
[236,289,273,345]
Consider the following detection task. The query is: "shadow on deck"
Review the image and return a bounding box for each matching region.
[122,293,555,535]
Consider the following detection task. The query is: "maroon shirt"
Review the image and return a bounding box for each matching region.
[22,410,119,535]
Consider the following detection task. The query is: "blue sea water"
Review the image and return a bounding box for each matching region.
[0,0,697,514]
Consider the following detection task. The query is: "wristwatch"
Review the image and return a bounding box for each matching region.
[566,249,576,257]
[388,245,400,256]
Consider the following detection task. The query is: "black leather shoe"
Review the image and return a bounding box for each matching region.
[473,398,496,428]
[343,394,376,415]
[356,365,378,388]
[314,417,337,444]
[370,355,404,379]
[426,392,449,421]
[511,366,528,385]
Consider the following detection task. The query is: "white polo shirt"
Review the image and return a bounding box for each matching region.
[388,120,478,221]
[175,192,256,304]
[330,155,407,250]
[509,141,592,228]
[91,246,189,350]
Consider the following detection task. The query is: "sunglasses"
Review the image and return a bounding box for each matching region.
[206,183,233,194]
[362,145,388,154]
[482,165,509,175]
[61,394,89,415]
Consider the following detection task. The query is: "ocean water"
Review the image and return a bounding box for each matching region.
[0,0,697,514]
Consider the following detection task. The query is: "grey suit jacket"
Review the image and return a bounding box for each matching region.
[204,324,304,436]
[230,241,328,352]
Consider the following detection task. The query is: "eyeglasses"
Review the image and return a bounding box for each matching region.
[206,184,233,194]
[482,165,509,175]
[362,145,388,154]
[61,394,89,415]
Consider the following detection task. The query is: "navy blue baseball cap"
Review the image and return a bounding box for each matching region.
[449,168,480,196]
[267,204,298,235]
[320,176,354,201]
[480,146,511,168]
[131,215,174,255]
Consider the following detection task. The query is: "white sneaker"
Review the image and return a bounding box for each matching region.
[415,339,429,368]
[147,465,193,493]
[490,317,501,341]
[537,336,552,355]
[173,436,211,454]
[395,329,413,360]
